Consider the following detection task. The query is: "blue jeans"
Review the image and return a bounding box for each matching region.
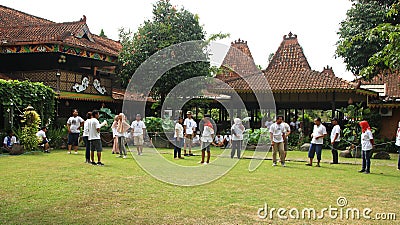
[174,138,183,158]
[361,150,372,172]
[308,144,323,161]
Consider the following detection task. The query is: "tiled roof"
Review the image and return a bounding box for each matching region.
[216,33,363,94]
[216,39,259,82]
[0,5,53,27]
[361,72,400,98]
[112,89,155,102]
[0,5,121,57]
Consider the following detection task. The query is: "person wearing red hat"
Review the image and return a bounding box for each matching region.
[359,121,374,174]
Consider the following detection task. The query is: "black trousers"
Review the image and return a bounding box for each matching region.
[331,142,339,164]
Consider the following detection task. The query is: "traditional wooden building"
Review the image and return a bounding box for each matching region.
[0,5,124,126]
[214,33,377,128]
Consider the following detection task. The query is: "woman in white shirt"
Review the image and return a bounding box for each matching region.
[174,117,184,159]
[111,115,119,155]
[395,121,400,171]
[231,118,245,159]
[359,121,374,174]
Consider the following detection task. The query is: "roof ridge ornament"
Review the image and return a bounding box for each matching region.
[283,32,297,40]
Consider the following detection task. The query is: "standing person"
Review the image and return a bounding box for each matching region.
[395,121,400,171]
[174,117,184,159]
[2,130,17,153]
[282,120,291,160]
[330,118,341,164]
[359,121,374,174]
[231,118,245,159]
[199,116,214,165]
[306,117,327,167]
[116,113,130,159]
[111,115,119,154]
[82,112,92,163]
[36,126,50,153]
[66,109,84,154]
[264,117,273,129]
[183,111,197,156]
[88,110,107,166]
[131,114,146,155]
[269,116,286,166]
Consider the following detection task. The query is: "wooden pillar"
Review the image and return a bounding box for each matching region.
[331,91,336,119]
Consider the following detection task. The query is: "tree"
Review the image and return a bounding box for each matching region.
[336,0,399,80]
[117,0,210,103]
[99,29,107,38]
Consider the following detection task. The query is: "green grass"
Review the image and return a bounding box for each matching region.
[0,147,399,224]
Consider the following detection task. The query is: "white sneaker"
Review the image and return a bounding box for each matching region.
[282,163,286,167]
[74,152,78,155]
[116,155,122,158]
[272,163,277,166]
[202,162,208,165]
[68,152,71,154]
[123,155,127,159]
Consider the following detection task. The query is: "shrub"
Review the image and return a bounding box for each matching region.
[20,106,41,152]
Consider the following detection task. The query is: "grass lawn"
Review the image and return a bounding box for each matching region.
[0,147,399,224]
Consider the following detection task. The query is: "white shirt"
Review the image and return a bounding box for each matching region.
[36,130,46,140]
[192,135,200,143]
[131,120,146,136]
[174,123,184,138]
[83,120,90,137]
[214,135,224,143]
[290,121,300,130]
[224,135,231,142]
[88,118,101,140]
[269,123,284,143]
[361,130,374,151]
[3,136,17,147]
[67,116,84,133]
[183,118,197,135]
[330,125,341,142]
[396,127,400,147]
[265,121,273,129]
[311,124,327,144]
[201,126,214,142]
[231,124,244,141]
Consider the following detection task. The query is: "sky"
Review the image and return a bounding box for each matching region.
[2,0,355,80]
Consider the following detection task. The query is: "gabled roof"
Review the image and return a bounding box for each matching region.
[0,5,121,57]
[0,5,53,27]
[215,33,371,94]
[361,72,400,99]
[216,39,259,81]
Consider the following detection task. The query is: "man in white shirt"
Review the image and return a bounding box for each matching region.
[269,116,286,167]
[223,132,232,148]
[36,126,50,153]
[88,110,107,166]
[306,117,327,167]
[131,114,146,155]
[212,133,224,147]
[183,111,197,156]
[66,109,84,154]
[2,130,17,153]
[330,118,341,164]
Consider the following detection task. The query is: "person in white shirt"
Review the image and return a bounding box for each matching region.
[269,116,286,166]
[264,118,273,129]
[88,110,107,166]
[395,121,400,171]
[36,126,50,153]
[330,118,341,164]
[82,112,92,163]
[183,111,197,156]
[131,114,146,155]
[199,116,214,164]
[66,109,84,154]
[116,113,130,159]
[212,133,224,147]
[306,117,327,167]
[111,115,119,155]
[289,118,300,132]
[2,130,17,153]
[231,118,245,159]
[223,132,232,148]
[174,117,184,159]
[359,121,374,174]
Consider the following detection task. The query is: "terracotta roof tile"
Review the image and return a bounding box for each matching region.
[362,72,400,98]
[215,33,359,93]
[0,5,53,27]
[0,6,121,57]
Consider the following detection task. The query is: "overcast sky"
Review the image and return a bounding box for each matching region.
[2,0,354,80]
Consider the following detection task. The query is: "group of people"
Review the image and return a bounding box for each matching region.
[171,111,245,164]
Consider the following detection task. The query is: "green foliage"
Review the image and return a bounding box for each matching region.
[143,117,163,133]
[336,0,400,79]
[98,108,116,132]
[117,0,210,102]
[47,126,68,149]
[20,108,41,151]
[245,128,270,145]
[0,79,56,126]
